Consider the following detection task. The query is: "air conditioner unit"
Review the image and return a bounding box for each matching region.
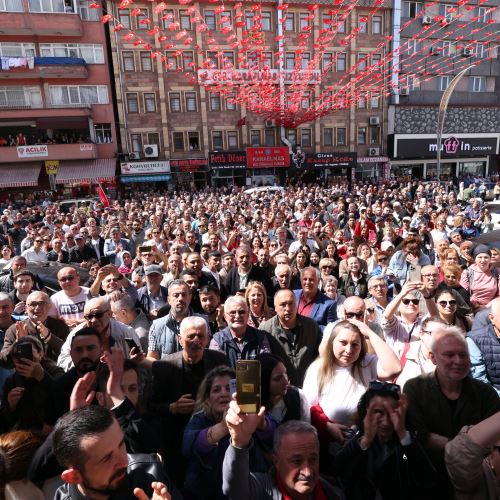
[421,15,433,25]
[462,47,473,57]
[128,152,140,160]
[368,147,380,156]
[143,144,159,158]
[265,119,276,128]
[399,87,410,95]
[444,14,453,23]
[369,116,380,126]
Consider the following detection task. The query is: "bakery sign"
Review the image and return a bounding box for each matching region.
[120,161,171,175]
[17,145,48,158]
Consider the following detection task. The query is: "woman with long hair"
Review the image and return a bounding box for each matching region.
[292,248,310,275]
[434,289,472,333]
[245,281,274,328]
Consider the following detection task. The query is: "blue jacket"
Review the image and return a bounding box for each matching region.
[136,285,168,316]
[387,250,431,285]
[468,323,500,394]
[292,289,337,331]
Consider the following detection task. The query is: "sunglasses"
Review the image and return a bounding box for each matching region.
[84,310,108,320]
[366,308,375,313]
[59,275,76,282]
[438,300,456,307]
[345,311,364,319]
[321,265,333,269]
[368,381,401,395]
[378,257,387,262]
[402,298,419,305]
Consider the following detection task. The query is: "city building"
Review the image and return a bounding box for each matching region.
[0,0,118,201]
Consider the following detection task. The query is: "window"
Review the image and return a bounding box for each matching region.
[336,16,346,33]
[370,127,380,145]
[210,92,221,111]
[212,131,223,149]
[357,127,367,145]
[372,54,382,68]
[337,53,346,71]
[301,91,311,109]
[261,11,271,30]
[440,41,454,57]
[179,10,191,30]
[169,92,181,112]
[39,43,104,63]
[322,13,333,30]
[250,130,261,146]
[126,93,139,113]
[301,129,311,147]
[172,132,184,151]
[262,52,273,68]
[323,128,333,146]
[144,93,156,113]
[336,128,346,145]
[118,9,131,28]
[140,52,153,71]
[300,52,311,70]
[265,128,275,146]
[220,11,232,29]
[287,129,297,146]
[402,1,422,18]
[358,16,368,33]
[285,52,295,70]
[471,76,486,92]
[299,12,309,30]
[439,4,455,17]
[438,75,451,91]
[245,11,254,30]
[475,43,485,58]
[205,9,216,30]
[130,134,142,154]
[358,96,366,109]
[371,96,380,108]
[183,51,194,71]
[166,52,178,70]
[407,74,420,90]
[185,92,197,112]
[226,92,236,111]
[29,0,74,13]
[223,51,234,67]
[323,53,334,71]
[79,0,99,20]
[122,51,135,71]
[407,39,422,56]
[49,85,108,105]
[285,12,294,31]
[94,124,112,143]
[0,0,23,12]
[372,16,382,34]
[188,132,200,151]
[161,9,174,29]
[227,131,238,149]
[358,53,367,71]
[475,6,491,22]
[147,133,160,148]
[0,43,35,57]
[0,86,42,108]
[135,8,150,29]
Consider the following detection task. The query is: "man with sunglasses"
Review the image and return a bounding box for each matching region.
[21,235,47,264]
[57,297,141,371]
[69,233,97,265]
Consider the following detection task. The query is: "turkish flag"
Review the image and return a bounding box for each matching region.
[98,184,110,208]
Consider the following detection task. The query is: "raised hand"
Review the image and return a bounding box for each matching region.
[7,387,25,411]
[134,482,171,500]
[359,399,380,449]
[225,398,266,449]
[386,393,408,440]
[15,322,29,339]
[70,371,96,410]
[326,422,349,443]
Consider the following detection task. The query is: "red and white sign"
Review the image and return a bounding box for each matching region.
[246,147,290,168]
[17,145,48,158]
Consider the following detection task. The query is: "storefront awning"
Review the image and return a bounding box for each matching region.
[55,159,116,184]
[0,163,41,188]
[121,174,172,183]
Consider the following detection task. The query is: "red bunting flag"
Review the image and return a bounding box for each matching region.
[236,116,246,127]
[98,184,110,208]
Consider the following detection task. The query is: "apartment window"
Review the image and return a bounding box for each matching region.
[262,52,273,68]
[183,51,194,71]
[179,10,191,30]
[358,16,368,33]
[226,92,236,111]
[166,52,178,70]
[147,133,159,147]
[372,16,382,34]
[372,54,382,68]
[245,11,254,30]
[285,52,295,70]
[471,76,486,92]
[250,130,261,146]
[301,129,312,147]
[439,4,455,17]
[40,43,104,63]
[285,12,294,31]
[220,11,232,29]
[336,128,346,145]
[169,92,181,112]
[223,51,234,67]
[172,132,184,151]
[136,8,150,29]
[357,127,367,145]
[29,0,73,13]
[300,53,311,70]
[206,51,219,69]
[407,39,422,56]
[475,6,492,22]
[299,12,310,30]
[94,124,112,143]
[322,13,333,30]
[287,129,297,146]
[0,0,24,12]
[210,92,221,111]
[337,53,346,71]
[227,131,238,149]
[130,134,142,154]
[438,75,451,91]
[140,52,153,71]
[475,43,485,58]
[188,132,200,151]
[122,51,135,71]
[407,74,420,90]
[440,41,454,57]
[126,93,139,113]
[185,92,197,112]
[0,43,35,57]
[265,128,275,146]
[261,11,271,30]
[336,16,346,33]
[323,53,334,71]
[161,9,174,29]
[358,96,366,109]
[0,86,42,108]
[212,131,223,149]
[371,96,380,108]
[370,127,380,145]
[358,53,367,71]
[402,1,422,18]
[323,128,333,146]
[144,93,156,113]
[118,9,130,28]
[205,9,216,30]
[49,85,108,105]
[301,91,311,109]
[79,0,99,20]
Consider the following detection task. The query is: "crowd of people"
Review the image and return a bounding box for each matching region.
[0,132,96,148]
[0,177,499,500]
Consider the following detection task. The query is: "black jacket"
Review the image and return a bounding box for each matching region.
[225,265,272,297]
[69,244,97,263]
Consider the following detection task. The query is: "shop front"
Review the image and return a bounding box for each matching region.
[356,155,390,180]
[297,152,357,183]
[170,158,209,189]
[246,146,290,186]
[208,151,247,187]
[120,160,172,193]
[389,133,500,179]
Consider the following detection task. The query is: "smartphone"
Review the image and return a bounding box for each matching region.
[236,360,261,414]
[15,343,33,362]
[139,246,151,253]
[124,338,140,351]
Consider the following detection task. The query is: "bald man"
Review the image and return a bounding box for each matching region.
[57,297,141,371]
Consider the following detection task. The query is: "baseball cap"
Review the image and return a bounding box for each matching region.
[145,265,163,276]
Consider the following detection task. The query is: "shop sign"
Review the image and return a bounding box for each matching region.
[208,151,246,169]
[302,152,357,169]
[79,144,94,152]
[17,145,48,158]
[120,161,171,175]
[44,160,59,175]
[198,69,321,86]
[246,147,290,168]
[357,156,390,163]
[170,158,208,172]
[393,134,500,159]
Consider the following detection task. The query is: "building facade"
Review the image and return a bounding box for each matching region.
[0,0,117,201]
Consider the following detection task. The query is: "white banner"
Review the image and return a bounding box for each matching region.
[121,161,171,175]
[17,145,48,158]
[198,69,321,85]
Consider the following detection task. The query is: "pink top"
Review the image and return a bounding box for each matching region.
[460,264,499,307]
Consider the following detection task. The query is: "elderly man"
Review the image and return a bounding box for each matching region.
[89,264,138,303]
[270,264,301,297]
[367,276,389,325]
[150,316,228,485]
[223,406,342,499]
[404,327,500,499]
[288,227,320,256]
[0,292,14,348]
[68,233,97,264]
[103,226,131,266]
[47,238,70,263]
[1,291,69,364]
[293,267,336,331]
[136,264,168,319]
[209,295,271,368]
[260,289,321,387]
[49,266,89,328]
[57,297,141,371]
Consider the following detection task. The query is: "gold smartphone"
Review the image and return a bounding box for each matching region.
[236,360,261,414]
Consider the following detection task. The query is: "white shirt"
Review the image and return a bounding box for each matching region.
[21,248,47,263]
[49,287,89,326]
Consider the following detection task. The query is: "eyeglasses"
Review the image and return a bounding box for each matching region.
[371,284,387,289]
[59,275,76,282]
[422,273,439,278]
[104,277,120,283]
[35,239,43,243]
[438,300,456,307]
[43,238,51,241]
[227,310,247,317]
[345,311,364,319]
[84,310,108,320]
[321,265,333,269]
[378,257,387,262]
[401,297,420,306]
[27,301,48,308]
[368,381,401,395]
[152,231,160,234]
[366,308,375,313]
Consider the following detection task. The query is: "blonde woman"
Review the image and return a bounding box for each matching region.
[245,280,274,328]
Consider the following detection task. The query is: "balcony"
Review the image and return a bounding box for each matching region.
[0,142,97,164]
[0,57,87,79]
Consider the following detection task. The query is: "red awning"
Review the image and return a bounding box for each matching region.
[55,159,116,184]
[0,163,41,188]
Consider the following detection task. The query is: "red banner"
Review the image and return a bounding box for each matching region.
[246,147,290,169]
[98,184,110,208]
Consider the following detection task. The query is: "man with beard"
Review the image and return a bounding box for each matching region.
[51,405,181,499]
[198,284,226,336]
